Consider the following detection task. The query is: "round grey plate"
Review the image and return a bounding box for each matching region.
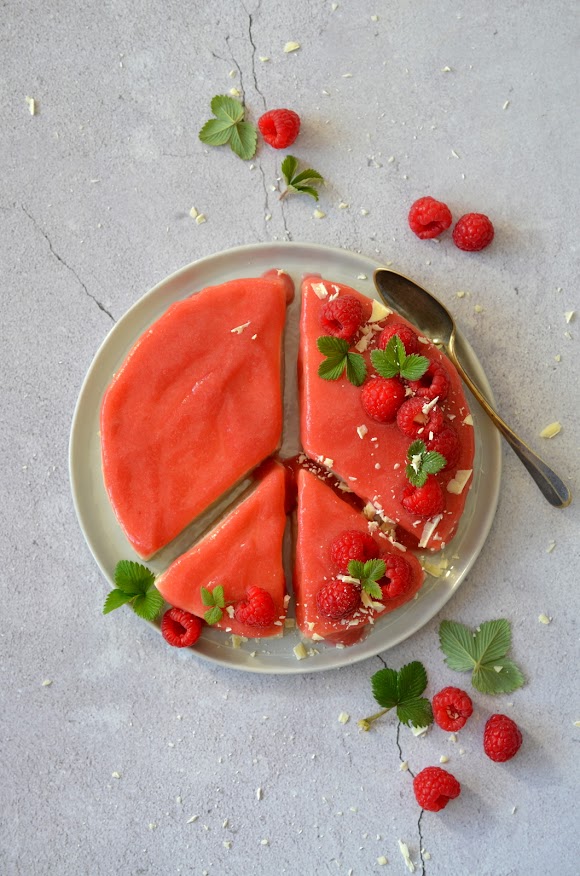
[69,242,501,673]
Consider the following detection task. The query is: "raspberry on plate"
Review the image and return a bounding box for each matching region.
[426,425,460,469]
[377,323,419,355]
[432,686,473,731]
[258,108,301,149]
[330,529,380,573]
[316,579,361,620]
[452,212,495,251]
[361,377,406,423]
[402,476,445,517]
[396,397,444,439]
[413,766,461,811]
[380,554,412,599]
[234,586,277,627]
[408,196,452,240]
[320,295,364,341]
[407,360,450,402]
[483,714,523,762]
[161,607,203,648]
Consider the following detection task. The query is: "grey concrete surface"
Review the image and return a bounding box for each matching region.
[1,1,579,874]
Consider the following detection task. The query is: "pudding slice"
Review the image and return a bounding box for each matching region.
[155,460,288,639]
[298,277,475,552]
[294,468,424,646]
[101,271,293,558]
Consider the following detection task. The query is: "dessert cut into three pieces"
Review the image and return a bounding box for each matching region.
[100,269,475,648]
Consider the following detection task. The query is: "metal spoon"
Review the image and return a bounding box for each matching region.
[373,268,572,508]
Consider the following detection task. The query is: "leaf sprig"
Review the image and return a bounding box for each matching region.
[103,560,164,621]
[371,335,429,381]
[439,619,525,694]
[199,96,257,160]
[347,558,386,600]
[406,439,446,487]
[317,336,367,386]
[201,585,226,626]
[359,662,433,731]
[280,155,324,200]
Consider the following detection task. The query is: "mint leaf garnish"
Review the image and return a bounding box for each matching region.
[439,619,525,695]
[199,95,257,160]
[317,335,367,386]
[348,558,385,599]
[359,661,433,730]
[103,560,163,621]
[371,335,429,381]
[405,439,446,487]
[280,155,324,200]
[200,585,226,625]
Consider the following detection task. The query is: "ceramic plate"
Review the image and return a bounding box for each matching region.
[69,242,501,673]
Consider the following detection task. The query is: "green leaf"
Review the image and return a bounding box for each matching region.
[372,335,428,381]
[370,348,399,378]
[397,697,433,728]
[439,620,477,672]
[317,336,349,357]
[397,661,428,701]
[131,588,164,622]
[318,357,347,381]
[114,560,155,595]
[293,184,320,201]
[472,659,525,695]
[407,440,426,458]
[393,336,406,367]
[211,94,244,124]
[200,587,215,607]
[348,560,365,580]
[363,579,383,600]
[204,606,223,626]
[371,667,399,709]
[472,619,511,666]
[422,451,446,475]
[400,354,429,381]
[291,168,324,185]
[345,353,367,386]
[363,558,386,582]
[213,585,225,609]
[405,464,428,488]
[281,154,298,183]
[229,121,257,160]
[103,589,134,614]
[198,118,233,146]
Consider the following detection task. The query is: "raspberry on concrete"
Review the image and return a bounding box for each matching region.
[234,586,277,628]
[483,714,523,762]
[361,377,406,423]
[408,196,452,240]
[413,766,461,811]
[320,295,364,342]
[452,212,495,251]
[432,686,474,731]
[330,530,380,573]
[402,476,445,517]
[316,579,361,620]
[258,109,301,149]
[161,607,203,648]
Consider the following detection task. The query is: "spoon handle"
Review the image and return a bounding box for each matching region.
[448,349,572,509]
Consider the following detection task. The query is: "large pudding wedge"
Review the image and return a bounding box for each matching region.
[101,271,293,558]
[299,277,475,552]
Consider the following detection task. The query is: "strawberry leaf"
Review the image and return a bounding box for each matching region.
[204,606,223,626]
[281,155,324,200]
[199,95,257,160]
[103,589,134,614]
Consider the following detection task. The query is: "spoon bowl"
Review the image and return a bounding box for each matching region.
[373,268,571,509]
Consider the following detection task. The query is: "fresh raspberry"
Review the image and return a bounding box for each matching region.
[432,687,474,731]
[161,607,203,648]
[407,360,450,402]
[316,579,361,620]
[426,425,460,470]
[234,586,277,627]
[452,212,494,251]
[380,554,412,599]
[377,323,419,355]
[408,197,453,240]
[396,397,445,439]
[483,714,523,762]
[320,295,364,342]
[330,530,379,573]
[402,476,445,517]
[413,767,461,812]
[258,108,301,149]
[361,377,406,423]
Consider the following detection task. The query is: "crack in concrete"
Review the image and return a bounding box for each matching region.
[395,723,427,876]
[243,0,266,111]
[280,198,292,240]
[21,205,115,323]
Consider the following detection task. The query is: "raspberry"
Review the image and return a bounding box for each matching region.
[432,686,473,731]
[330,529,379,573]
[378,323,419,355]
[361,377,405,423]
[380,554,412,599]
[258,108,301,149]
[408,196,452,240]
[413,767,461,812]
[402,476,445,517]
[396,397,445,439]
[234,586,277,627]
[161,607,203,648]
[483,714,523,762]
[452,212,494,251]
[320,295,364,341]
[316,579,361,620]
[426,425,460,470]
[407,360,450,402]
